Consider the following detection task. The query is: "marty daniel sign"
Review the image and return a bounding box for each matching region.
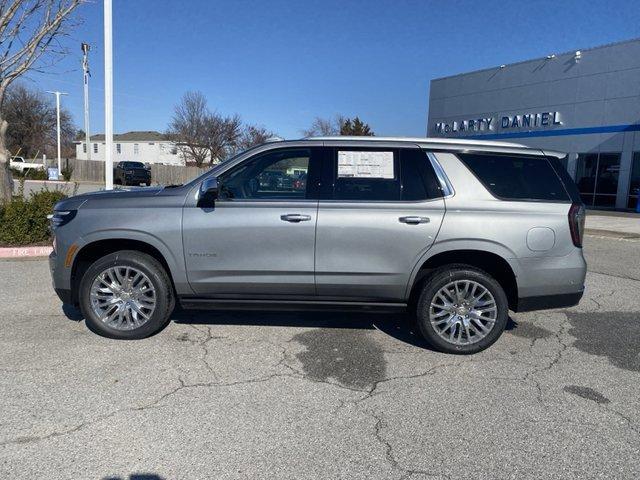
[434,111,562,135]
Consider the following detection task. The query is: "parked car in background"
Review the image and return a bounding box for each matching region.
[293,172,307,191]
[49,137,586,354]
[258,170,291,190]
[9,156,46,172]
[113,161,151,186]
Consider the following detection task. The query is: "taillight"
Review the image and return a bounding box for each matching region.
[568,203,585,248]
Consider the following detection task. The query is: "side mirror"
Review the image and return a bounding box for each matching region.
[197,177,218,208]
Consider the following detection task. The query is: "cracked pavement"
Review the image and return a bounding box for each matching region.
[1,235,639,479]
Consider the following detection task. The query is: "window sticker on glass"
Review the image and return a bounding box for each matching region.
[338,151,394,179]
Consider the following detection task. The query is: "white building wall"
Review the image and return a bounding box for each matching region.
[76,141,185,165]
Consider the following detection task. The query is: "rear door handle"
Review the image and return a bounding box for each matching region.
[399,216,430,225]
[281,214,312,223]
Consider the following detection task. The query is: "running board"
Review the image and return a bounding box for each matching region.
[179,298,407,313]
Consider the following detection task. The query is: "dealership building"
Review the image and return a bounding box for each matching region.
[427,38,640,210]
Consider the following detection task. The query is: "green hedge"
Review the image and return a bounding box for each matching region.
[0,189,67,246]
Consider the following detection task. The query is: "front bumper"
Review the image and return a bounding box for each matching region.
[49,251,74,304]
[124,174,151,184]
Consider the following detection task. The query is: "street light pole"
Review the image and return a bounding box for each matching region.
[104,0,114,189]
[81,43,91,160]
[46,91,68,175]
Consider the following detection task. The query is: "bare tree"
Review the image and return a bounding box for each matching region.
[0,0,83,202]
[167,91,211,167]
[169,91,278,165]
[2,83,76,159]
[236,124,275,153]
[301,114,347,137]
[204,112,241,163]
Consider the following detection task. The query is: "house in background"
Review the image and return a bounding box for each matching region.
[75,131,186,166]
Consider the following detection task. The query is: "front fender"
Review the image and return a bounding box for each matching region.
[74,228,191,295]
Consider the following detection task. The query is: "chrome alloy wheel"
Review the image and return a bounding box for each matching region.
[89,266,157,330]
[429,280,497,346]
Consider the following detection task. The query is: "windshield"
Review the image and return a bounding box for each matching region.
[123,161,145,168]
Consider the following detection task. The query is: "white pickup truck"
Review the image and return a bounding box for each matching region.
[9,156,46,172]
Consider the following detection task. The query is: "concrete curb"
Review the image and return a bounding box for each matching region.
[0,246,53,259]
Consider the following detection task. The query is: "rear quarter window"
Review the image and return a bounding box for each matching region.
[457,153,570,202]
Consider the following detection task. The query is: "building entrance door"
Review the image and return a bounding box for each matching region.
[575,152,620,208]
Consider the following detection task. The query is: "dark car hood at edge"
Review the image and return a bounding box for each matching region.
[53,186,181,211]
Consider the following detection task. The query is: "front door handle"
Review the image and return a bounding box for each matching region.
[281,214,312,223]
[399,216,430,225]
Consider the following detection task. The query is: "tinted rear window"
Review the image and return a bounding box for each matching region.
[457,153,570,202]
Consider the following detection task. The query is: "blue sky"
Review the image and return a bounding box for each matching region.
[26,0,640,138]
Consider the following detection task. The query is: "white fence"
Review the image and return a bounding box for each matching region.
[53,159,209,185]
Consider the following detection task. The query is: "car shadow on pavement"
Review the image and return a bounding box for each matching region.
[171,307,434,350]
[104,475,164,480]
[61,304,520,352]
[62,303,84,321]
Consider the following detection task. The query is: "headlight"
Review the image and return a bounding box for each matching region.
[47,210,77,230]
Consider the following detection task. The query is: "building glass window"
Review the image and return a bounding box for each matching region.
[575,152,620,207]
[116,143,121,154]
[93,143,98,154]
[628,152,640,210]
[82,143,87,153]
[134,143,139,155]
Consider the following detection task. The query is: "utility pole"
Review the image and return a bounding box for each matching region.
[46,91,68,175]
[104,0,114,189]
[81,42,91,160]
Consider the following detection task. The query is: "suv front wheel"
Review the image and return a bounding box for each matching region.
[79,250,174,339]
[416,266,508,354]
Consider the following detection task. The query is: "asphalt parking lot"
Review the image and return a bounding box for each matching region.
[1,236,639,479]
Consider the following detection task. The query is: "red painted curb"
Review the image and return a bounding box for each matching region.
[0,246,53,259]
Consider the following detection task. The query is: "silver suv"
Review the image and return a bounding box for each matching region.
[49,137,586,354]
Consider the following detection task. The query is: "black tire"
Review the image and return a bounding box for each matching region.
[78,250,174,339]
[415,265,509,354]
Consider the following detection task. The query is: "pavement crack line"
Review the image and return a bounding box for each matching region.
[370,410,450,480]
[0,373,288,448]
[331,361,469,416]
[588,270,640,283]
[522,321,571,406]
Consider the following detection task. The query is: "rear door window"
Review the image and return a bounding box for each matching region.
[400,149,442,200]
[457,153,570,202]
[330,147,442,201]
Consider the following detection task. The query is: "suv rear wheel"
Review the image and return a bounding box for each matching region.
[415,265,508,354]
[79,250,174,339]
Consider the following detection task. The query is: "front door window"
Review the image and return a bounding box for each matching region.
[218,148,311,200]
